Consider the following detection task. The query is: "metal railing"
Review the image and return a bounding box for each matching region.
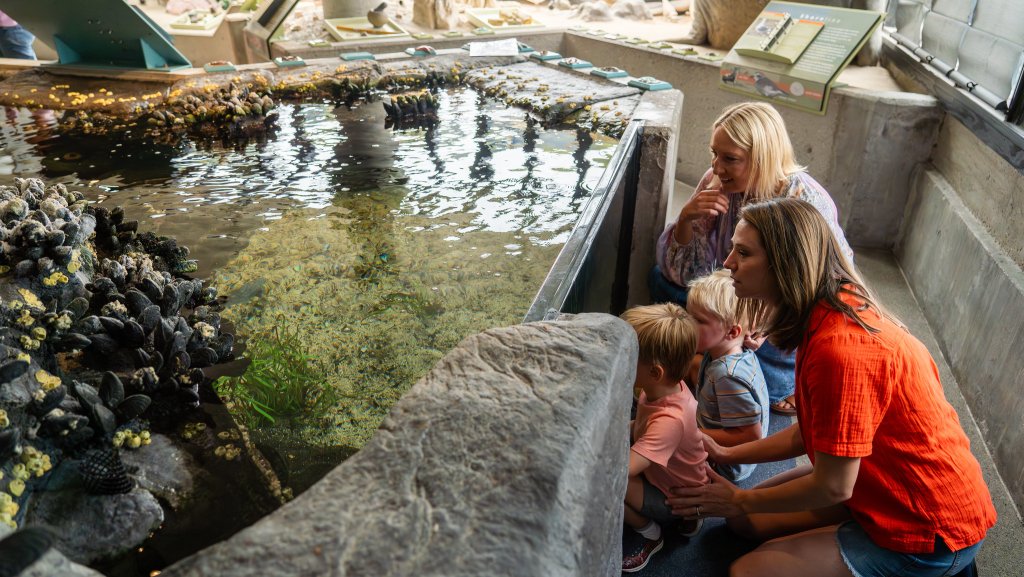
[524,120,644,322]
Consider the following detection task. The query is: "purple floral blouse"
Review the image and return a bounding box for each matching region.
[656,168,854,288]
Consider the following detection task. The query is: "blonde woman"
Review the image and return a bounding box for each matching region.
[669,198,994,577]
[652,102,853,416]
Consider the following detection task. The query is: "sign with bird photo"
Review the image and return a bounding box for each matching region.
[720,1,883,114]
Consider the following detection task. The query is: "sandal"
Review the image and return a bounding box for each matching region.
[770,395,797,416]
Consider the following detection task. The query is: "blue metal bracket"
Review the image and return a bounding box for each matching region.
[3,0,191,71]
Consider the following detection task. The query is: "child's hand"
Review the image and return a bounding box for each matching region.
[667,464,744,519]
[743,331,767,351]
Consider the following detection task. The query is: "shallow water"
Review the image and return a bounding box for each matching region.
[0,88,615,572]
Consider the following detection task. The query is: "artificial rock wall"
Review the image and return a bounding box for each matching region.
[161,313,636,577]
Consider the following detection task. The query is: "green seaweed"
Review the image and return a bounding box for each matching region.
[214,321,333,427]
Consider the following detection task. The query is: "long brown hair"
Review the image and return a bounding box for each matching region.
[735,198,879,351]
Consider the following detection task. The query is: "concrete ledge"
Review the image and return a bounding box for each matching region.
[897,167,1024,515]
[627,89,683,308]
[161,313,636,577]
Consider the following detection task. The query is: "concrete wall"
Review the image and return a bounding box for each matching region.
[931,118,1024,269]
[560,33,942,248]
[897,129,1024,513]
[627,89,683,308]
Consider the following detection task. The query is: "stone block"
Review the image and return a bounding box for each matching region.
[162,313,637,577]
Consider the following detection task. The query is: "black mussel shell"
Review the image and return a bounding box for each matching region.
[141,278,163,303]
[87,333,119,356]
[99,372,125,407]
[125,289,153,316]
[120,320,146,348]
[86,403,117,437]
[58,333,91,351]
[65,297,90,320]
[71,380,102,408]
[138,305,162,335]
[77,315,103,334]
[190,347,219,368]
[116,394,151,422]
[98,316,124,335]
[29,386,66,417]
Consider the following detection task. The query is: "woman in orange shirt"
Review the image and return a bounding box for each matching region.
[668,197,996,577]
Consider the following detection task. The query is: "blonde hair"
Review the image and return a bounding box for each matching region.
[620,303,697,382]
[736,198,880,351]
[713,102,804,203]
[687,269,749,330]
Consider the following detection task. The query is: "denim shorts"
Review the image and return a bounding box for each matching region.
[836,521,983,577]
[638,476,681,526]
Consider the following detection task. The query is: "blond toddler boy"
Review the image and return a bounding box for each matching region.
[687,269,769,482]
[620,303,708,573]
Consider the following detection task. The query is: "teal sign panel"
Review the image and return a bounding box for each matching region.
[3,0,191,71]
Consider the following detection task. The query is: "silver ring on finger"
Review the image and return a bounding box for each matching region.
[695,505,703,518]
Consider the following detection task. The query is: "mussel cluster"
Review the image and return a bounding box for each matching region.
[382,90,440,128]
[0,177,234,527]
[158,82,278,142]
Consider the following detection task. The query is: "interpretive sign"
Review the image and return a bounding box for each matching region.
[720,1,883,114]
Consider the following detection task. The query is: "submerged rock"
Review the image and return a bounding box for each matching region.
[0,524,103,577]
[121,433,199,509]
[26,487,164,565]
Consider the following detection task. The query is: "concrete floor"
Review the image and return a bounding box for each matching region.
[653,182,1022,576]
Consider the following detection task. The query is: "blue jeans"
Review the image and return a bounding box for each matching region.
[648,265,690,306]
[837,521,983,577]
[0,25,36,60]
[649,265,795,403]
[755,340,795,404]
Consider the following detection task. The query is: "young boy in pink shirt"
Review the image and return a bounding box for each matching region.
[620,303,709,573]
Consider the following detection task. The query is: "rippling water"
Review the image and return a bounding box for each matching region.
[1,89,611,276]
[0,88,617,574]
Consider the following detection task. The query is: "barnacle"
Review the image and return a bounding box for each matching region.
[35,370,60,391]
[16,309,34,327]
[17,289,43,309]
[11,464,29,482]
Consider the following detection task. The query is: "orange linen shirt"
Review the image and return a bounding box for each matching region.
[796,294,996,553]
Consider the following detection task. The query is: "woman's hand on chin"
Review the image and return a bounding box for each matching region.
[680,188,730,224]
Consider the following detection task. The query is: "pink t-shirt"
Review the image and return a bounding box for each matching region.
[632,384,708,496]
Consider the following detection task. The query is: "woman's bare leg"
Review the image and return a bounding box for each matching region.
[730,525,854,577]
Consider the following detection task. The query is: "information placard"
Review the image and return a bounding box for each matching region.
[720,1,883,114]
